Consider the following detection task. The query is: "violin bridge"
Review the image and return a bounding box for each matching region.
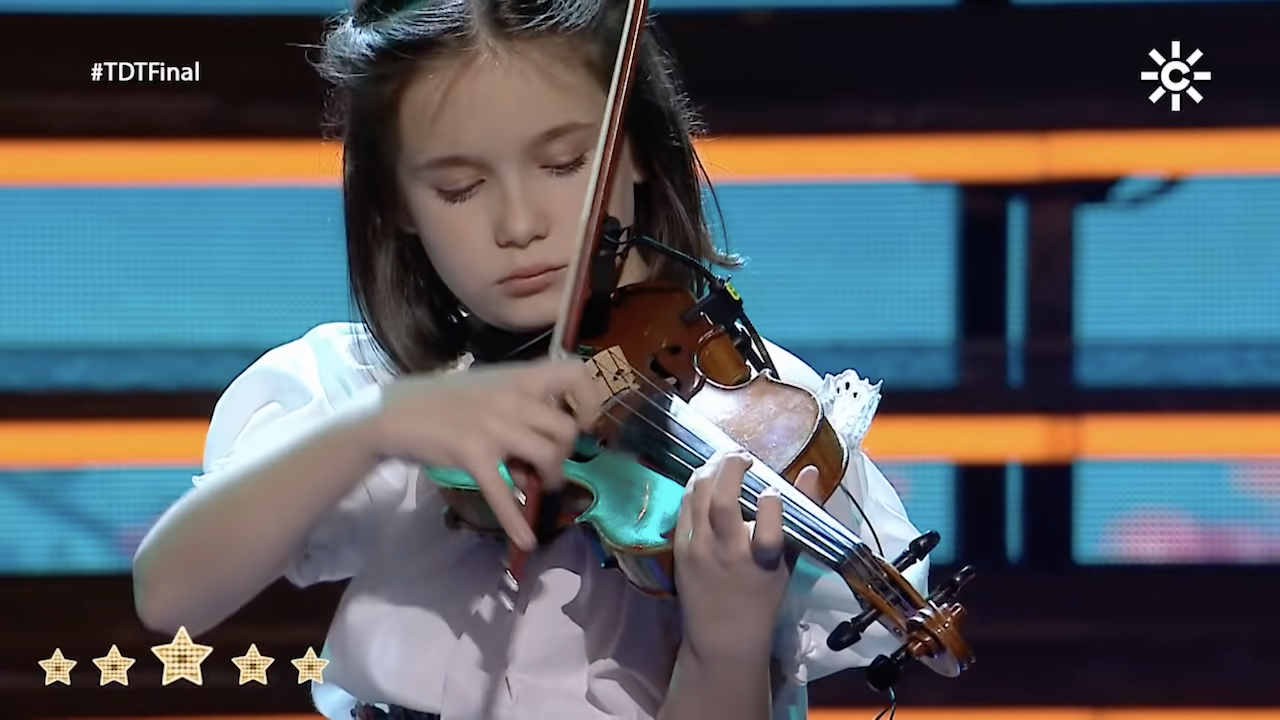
[586,345,641,396]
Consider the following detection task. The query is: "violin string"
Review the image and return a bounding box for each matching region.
[591,389,918,618]
[582,371,918,617]
[586,397,842,565]
[591,391,849,567]
[601,361,919,617]
[595,362,868,548]
[595,358,880,555]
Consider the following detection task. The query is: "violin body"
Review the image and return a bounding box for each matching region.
[432,446,685,595]
[429,280,850,597]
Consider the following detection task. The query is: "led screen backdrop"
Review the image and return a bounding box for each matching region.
[0,179,957,576]
[0,464,956,575]
[2,174,1278,574]
[1074,177,1280,387]
[1015,0,1276,4]
[1,0,1268,12]
[0,0,957,14]
[5,459,1279,573]
[1003,177,1280,387]
[1075,461,1280,564]
[7,177,1279,392]
[0,182,961,392]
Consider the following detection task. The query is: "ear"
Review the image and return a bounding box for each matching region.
[396,210,418,237]
[392,185,420,236]
[622,135,646,185]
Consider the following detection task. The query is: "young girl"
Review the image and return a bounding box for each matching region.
[132,2,930,719]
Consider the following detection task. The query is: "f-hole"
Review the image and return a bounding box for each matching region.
[571,434,605,461]
[648,352,683,392]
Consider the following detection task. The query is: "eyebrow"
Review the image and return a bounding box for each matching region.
[411,121,597,172]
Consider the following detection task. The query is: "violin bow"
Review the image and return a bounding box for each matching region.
[551,0,649,358]
[503,0,650,590]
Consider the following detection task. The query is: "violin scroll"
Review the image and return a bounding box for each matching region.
[827,528,976,690]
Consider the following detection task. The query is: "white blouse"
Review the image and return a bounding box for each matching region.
[191,322,929,720]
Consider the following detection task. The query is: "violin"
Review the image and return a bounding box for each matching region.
[425,0,976,691]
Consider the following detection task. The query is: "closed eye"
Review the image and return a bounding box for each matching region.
[437,182,481,205]
[548,154,588,177]
[435,154,588,205]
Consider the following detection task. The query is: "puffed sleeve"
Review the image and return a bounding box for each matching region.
[190,322,413,588]
[762,342,930,690]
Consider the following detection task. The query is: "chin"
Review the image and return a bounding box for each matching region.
[478,294,561,333]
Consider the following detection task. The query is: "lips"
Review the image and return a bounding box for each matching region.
[496,264,568,298]
[499,264,566,284]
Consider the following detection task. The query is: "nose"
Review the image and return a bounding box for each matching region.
[495,179,550,248]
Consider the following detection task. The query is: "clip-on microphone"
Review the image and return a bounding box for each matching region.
[579,215,628,340]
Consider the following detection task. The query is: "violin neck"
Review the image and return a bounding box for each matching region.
[738,467,864,573]
[580,353,869,573]
[660,393,865,570]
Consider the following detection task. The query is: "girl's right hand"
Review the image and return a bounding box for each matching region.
[365,358,602,551]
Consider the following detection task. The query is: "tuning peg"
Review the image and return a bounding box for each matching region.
[829,531,944,654]
[891,530,940,572]
[927,564,976,605]
[866,645,911,692]
[826,606,881,652]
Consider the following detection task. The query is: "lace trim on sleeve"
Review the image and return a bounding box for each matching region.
[815,369,882,450]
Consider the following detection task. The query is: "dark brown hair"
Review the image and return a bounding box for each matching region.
[315,0,738,376]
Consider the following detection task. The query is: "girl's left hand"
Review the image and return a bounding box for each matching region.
[673,450,824,662]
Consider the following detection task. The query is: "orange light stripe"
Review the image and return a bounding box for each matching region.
[863,413,1280,463]
[0,420,209,469]
[701,128,1280,183]
[0,139,342,187]
[2,414,1278,469]
[3,128,1280,186]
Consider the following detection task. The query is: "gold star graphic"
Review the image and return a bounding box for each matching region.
[39,649,76,686]
[231,643,274,685]
[92,645,135,686]
[291,647,328,684]
[150,626,213,686]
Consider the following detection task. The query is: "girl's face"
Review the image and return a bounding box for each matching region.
[395,39,650,333]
